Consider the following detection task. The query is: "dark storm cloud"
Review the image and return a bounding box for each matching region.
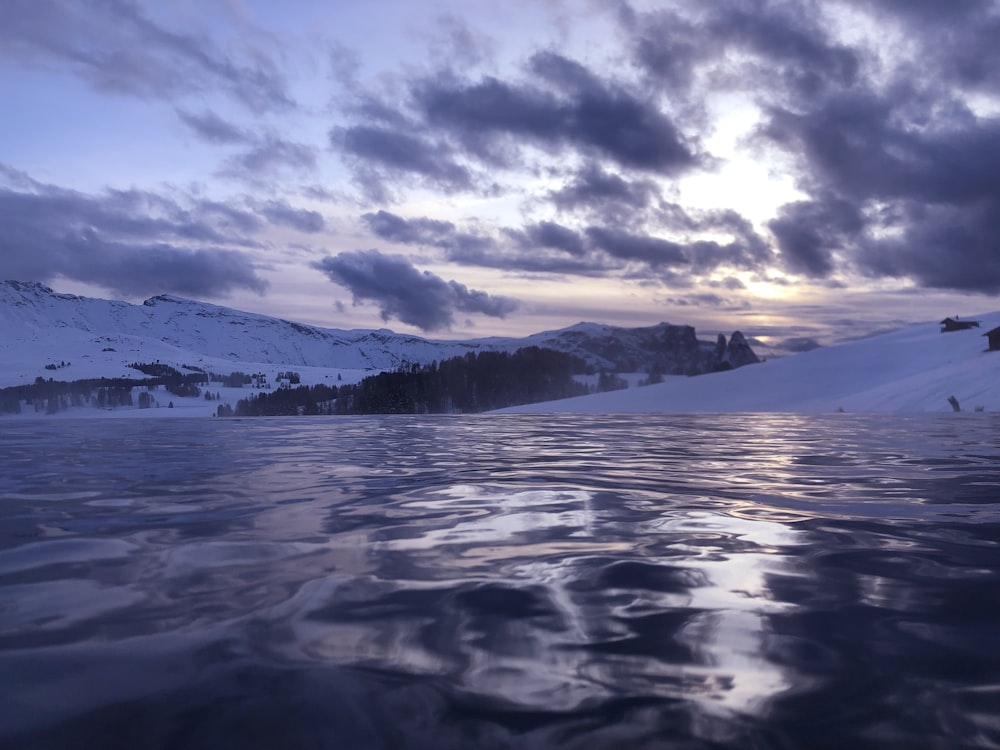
[363,211,610,275]
[362,210,458,247]
[548,163,664,224]
[330,44,700,200]
[848,0,1000,88]
[412,52,697,173]
[584,227,687,267]
[681,209,775,272]
[764,93,1000,205]
[624,1,858,100]
[0,166,333,298]
[328,1,1000,296]
[2,0,292,111]
[634,1,993,293]
[176,108,252,144]
[618,5,702,93]
[313,250,517,331]
[705,1,858,97]
[362,209,769,279]
[361,210,495,258]
[334,126,473,200]
[856,201,1000,294]
[584,217,771,275]
[763,84,1000,291]
[768,197,863,277]
[67,242,267,299]
[507,221,587,257]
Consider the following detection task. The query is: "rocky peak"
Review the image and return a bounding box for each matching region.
[2,280,54,296]
[723,331,760,368]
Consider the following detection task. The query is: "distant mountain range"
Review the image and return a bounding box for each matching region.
[0,280,758,389]
[5,281,996,415]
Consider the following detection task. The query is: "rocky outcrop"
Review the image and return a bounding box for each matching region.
[722,331,760,369]
[524,322,760,376]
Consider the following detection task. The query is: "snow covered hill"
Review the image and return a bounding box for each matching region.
[0,280,754,390]
[499,313,1000,413]
[14,280,994,416]
[0,280,479,378]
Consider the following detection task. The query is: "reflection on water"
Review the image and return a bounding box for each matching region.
[1,414,999,749]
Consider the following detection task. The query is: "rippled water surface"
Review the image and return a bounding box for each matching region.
[1,414,999,749]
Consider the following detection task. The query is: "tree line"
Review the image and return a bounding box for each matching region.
[0,362,257,415]
[0,349,596,417]
[232,347,588,416]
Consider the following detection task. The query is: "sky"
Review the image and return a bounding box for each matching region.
[3,0,1000,355]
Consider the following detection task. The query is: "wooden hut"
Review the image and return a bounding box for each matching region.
[941,317,981,332]
[984,327,1000,351]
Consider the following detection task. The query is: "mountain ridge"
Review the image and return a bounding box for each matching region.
[0,280,758,389]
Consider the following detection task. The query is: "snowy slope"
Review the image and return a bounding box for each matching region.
[0,281,480,373]
[0,281,752,388]
[498,314,1000,413]
[8,280,996,416]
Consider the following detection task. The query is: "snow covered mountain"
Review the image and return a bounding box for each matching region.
[5,281,998,415]
[0,281,756,389]
[500,312,1000,413]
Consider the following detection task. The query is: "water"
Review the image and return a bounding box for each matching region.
[1,414,999,749]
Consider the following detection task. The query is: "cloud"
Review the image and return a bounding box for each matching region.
[548,163,664,223]
[362,210,459,247]
[507,221,587,257]
[620,6,702,93]
[194,199,264,236]
[220,136,317,182]
[0,166,273,298]
[768,197,862,277]
[363,210,590,272]
[704,2,859,97]
[625,1,858,101]
[313,249,517,331]
[761,53,1000,292]
[361,208,770,280]
[330,45,702,204]
[176,108,251,144]
[362,210,604,274]
[361,210,497,262]
[847,0,1000,89]
[334,126,473,200]
[1,0,292,111]
[328,1,1000,302]
[411,52,698,173]
[67,241,267,299]
[584,227,687,267]
[856,200,1000,293]
[424,15,497,69]
[31,0,987,307]
[764,92,1000,206]
[253,200,325,233]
